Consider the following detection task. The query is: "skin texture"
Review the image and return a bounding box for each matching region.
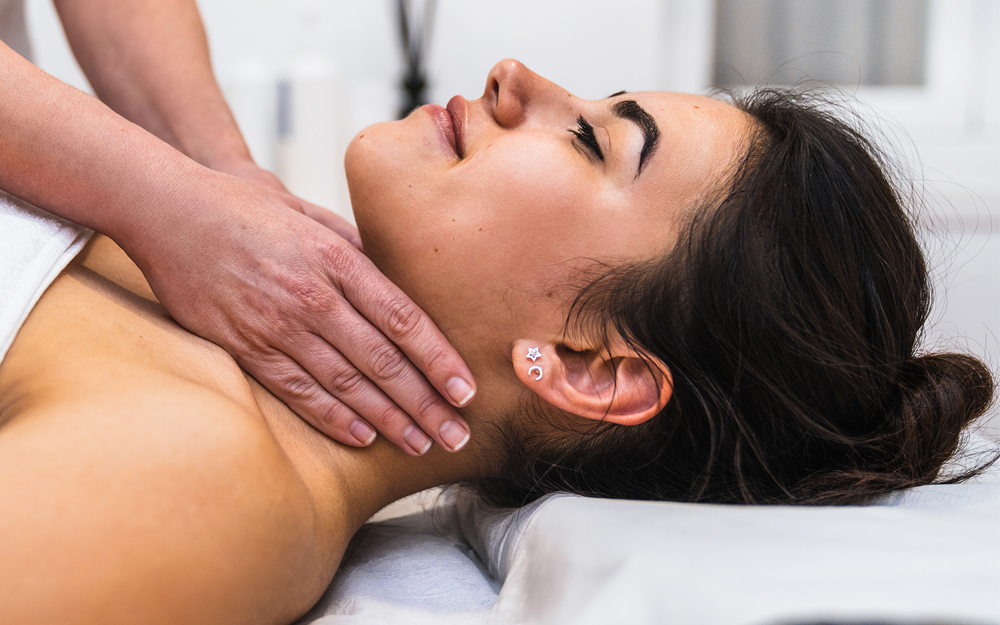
[0,60,747,623]
[0,1,478,456]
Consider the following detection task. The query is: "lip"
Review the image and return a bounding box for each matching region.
[424,103,460,158]
[445,96,467,158]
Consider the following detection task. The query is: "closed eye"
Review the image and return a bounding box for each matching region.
[569,115,604,162]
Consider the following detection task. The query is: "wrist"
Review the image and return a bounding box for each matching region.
[209,158,290,195]
[197,144,257,176]
[102,147,219,258]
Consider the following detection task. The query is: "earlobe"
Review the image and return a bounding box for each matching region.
[511,339,672,426]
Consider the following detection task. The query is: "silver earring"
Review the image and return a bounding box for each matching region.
[526,347,543,381]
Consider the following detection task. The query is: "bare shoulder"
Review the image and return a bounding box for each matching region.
[0,237,339,624]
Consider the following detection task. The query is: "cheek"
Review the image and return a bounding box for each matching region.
[347,132,601,344]
[456,141,596,252]
[453,153,592,292]
[418,149,596,346]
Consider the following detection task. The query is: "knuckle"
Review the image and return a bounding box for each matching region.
[261,361,360,437]
[314,403,352,433]
[317,238,354,277]
[420,342,451,372]
[368,404,403,429]
[368,344,408,381]
[283,273,332,314]
[413,391,446,423]
[326,366,367,397]
[278,371,319,402]
[384,298,423,340]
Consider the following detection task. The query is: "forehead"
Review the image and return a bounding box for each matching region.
[619,91,748,204]
[623,91,748,152]
[624,91,741,121]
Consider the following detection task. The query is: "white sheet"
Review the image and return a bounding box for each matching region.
[295,510,498,625]
[299,476,999,625]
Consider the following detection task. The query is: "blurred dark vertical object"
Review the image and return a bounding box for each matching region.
[396,0,437,119]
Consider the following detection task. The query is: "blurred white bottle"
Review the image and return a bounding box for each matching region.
[222,57,278,172]
[276,1,347,220]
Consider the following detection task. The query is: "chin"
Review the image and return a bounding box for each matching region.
[344,122,393,252]
[344,125,377,223]
[343,125,409,286]
[343,118,465,327]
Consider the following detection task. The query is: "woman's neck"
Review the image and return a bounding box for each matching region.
[249,376,487,538]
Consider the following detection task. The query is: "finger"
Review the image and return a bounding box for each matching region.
[299,200,364,250]
[236,347,381,449]
[283,331,440,456]
[311,299,472,453]
[336,257,477,410]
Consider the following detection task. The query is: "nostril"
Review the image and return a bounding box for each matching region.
[485,59,529,128]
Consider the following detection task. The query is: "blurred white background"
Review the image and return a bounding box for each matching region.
[24,0,999,436]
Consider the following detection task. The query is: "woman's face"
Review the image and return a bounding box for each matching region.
[346,59,748,372]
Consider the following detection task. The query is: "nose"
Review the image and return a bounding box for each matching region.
[484,59,569,128]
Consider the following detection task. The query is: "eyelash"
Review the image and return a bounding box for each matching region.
[569,115,604,162]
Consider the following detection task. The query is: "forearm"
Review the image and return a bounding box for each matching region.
[53,0,253,172]
[1,31,472,455]
[0,41,206,242]
[52,0,360,239]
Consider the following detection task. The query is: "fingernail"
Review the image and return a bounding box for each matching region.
[446,377,476,407]
[404,425,433,455]
[350,420,376,446]
[439,420,470,452]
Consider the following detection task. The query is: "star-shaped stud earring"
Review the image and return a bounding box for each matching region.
[526,347,541,362]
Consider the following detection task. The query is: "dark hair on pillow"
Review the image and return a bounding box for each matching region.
[474,88,996,507]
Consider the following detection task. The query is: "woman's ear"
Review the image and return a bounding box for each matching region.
[511,339,672,426]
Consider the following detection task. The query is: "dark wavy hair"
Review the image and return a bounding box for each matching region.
[474,88,997,506]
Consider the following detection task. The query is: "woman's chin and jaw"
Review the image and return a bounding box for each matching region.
[345,106,573,354]
[344,119,523,438]
[345,134,575,461]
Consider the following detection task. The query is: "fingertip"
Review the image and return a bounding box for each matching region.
[439,419,470,452]
[403,425,433,455]
[350,420,377,446]
[445,377,476,407]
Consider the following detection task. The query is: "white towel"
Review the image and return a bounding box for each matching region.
[0,189,92,363]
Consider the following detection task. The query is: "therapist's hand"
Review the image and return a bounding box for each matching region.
[213,159,364,250]
[124,170,476,456]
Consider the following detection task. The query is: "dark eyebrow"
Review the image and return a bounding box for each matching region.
[610,99,660,178]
